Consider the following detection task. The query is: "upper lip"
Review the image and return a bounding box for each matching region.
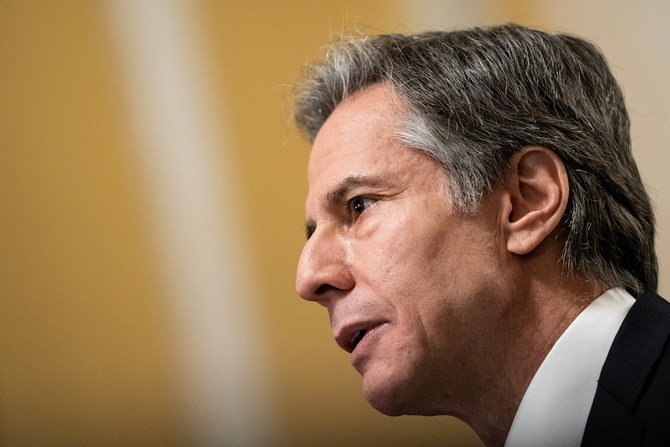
[334,320,385,353]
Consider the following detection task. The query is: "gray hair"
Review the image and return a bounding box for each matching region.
[294,24,657,295]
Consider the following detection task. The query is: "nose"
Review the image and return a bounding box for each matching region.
[295,228,355,304]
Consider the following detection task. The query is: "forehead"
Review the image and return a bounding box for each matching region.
[307,84,407,182]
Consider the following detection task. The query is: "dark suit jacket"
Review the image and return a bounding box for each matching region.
[582,292,670,446]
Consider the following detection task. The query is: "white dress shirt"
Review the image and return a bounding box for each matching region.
[504,288,635,447]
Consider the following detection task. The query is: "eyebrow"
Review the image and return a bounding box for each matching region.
[325,175,374,208]
[304,175,382,239]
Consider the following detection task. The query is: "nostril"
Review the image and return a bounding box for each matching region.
[315,284,334,295]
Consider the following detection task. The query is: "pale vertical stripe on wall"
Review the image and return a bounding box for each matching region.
[103,1,276,445]
[400,0,503,29]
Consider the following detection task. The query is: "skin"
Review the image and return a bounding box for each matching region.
[295,83,604,446]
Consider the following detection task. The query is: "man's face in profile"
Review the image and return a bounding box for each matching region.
[296,83,513,416]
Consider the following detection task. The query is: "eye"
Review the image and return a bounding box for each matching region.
[348,196,375,216]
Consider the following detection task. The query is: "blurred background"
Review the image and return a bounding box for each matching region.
[1,1,668,446]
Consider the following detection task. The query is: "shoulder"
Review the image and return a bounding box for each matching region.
[582,292,670,446]
[629,293,670,445]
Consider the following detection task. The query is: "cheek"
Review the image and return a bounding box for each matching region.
[362,220,421,280]
[362,224,454,317]
[360,206,454,268]
[350,203,488,306]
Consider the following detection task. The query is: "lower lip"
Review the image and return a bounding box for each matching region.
[351,323,388,368]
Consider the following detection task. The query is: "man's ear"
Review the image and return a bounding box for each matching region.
[502,145,569,255]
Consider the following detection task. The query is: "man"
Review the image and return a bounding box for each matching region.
[293,24,670,446]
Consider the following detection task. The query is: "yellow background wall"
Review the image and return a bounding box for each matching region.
[1,1,668,446]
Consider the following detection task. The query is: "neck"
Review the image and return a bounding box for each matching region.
[459,270,605,447]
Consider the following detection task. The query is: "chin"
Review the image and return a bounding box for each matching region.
[361,362,448,417]
[362,371,414,416]
[365,392,406,416]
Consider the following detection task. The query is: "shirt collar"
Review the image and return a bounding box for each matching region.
[504,288,634,447]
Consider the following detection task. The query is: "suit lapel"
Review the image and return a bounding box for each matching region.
[582,292,670,446]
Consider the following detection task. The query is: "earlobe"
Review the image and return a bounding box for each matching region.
[503,146,569,255]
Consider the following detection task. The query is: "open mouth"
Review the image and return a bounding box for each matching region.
[350,329,367,350]
[335,322,386,354]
